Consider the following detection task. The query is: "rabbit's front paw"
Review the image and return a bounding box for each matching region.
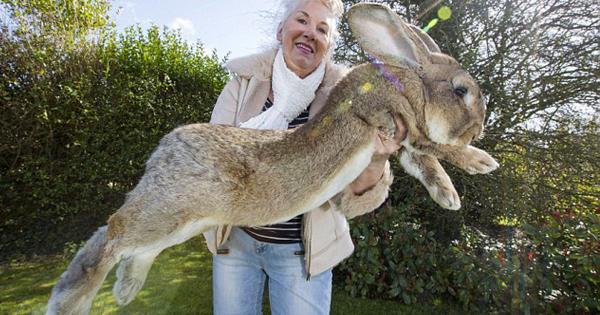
[461,146,499,175]
[428,181,461,210]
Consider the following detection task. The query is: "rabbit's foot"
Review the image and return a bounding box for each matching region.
[113,251,158,306]
[463,146,499,174]
[449,145,499,175]
[399,150,461,210]
[113,276,143,306]
[426,177,461,210]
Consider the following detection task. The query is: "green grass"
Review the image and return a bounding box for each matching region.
[1,238,460,314]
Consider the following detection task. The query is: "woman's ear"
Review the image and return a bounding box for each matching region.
[276,22,283,42]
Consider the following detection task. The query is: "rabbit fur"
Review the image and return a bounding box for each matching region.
[45,3,498,314]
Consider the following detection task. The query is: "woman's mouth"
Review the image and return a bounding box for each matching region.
[295,43,314,54]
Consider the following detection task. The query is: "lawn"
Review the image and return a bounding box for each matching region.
[0,238,459,314]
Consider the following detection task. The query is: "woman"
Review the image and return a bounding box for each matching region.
[204,0,406,314]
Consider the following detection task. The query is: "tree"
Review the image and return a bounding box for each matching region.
[1,0,111,39]
[335,0,599,235]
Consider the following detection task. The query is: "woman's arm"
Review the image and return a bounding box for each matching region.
[350,115,406,194]
[332,115,406,219]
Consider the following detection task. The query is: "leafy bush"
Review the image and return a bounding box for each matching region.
[337,202,505,312]
[338,199,600,313]
[0,22,228,260]
[522,209,600,313]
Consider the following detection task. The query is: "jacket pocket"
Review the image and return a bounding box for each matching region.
[331,206,350,238]
[326,200,351,238]
[309,205,337,255]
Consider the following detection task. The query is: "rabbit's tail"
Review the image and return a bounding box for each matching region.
[46,226,120,315]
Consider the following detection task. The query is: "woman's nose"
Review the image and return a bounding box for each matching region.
[302,25,316,40]
[303,30,315,41]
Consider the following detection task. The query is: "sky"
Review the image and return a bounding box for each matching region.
[111,0,283,59]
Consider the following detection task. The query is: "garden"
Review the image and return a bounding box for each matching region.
[1,0,598,314]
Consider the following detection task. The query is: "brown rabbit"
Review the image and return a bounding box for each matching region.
[45,3,498,314]
[346,5,499,210]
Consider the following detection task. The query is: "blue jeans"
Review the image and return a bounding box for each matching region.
[212,227,332,315]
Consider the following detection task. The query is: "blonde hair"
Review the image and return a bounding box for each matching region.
[281,0,344,20]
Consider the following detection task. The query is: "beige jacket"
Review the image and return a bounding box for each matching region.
[203,49,394,276]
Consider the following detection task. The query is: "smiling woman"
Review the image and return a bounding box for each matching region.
[276,0,340,78]
[202,0,407,314]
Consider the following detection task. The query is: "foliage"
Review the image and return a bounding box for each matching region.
[337,195,505,312]
[2,0,111,36]
[0,0,228,260]
[339,201,600,313]
[522,209,600,313]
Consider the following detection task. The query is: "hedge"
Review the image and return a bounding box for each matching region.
[0,25,228,260]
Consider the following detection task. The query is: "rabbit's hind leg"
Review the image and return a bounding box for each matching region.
[112,216,218,306]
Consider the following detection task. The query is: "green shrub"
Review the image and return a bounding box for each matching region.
[338,201,600,313]
[522,209,600,313]
[0,24,228,260]
[337,205,505,312]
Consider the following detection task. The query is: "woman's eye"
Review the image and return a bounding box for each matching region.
[297,18,307,24]
[318,28,328,34]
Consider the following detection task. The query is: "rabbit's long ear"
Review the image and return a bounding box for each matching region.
[348,3,429,67]
[407,24,441,54]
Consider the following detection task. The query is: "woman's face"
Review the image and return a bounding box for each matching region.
[277,1,335,78]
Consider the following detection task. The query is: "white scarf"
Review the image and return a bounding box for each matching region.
[240,48,326,130]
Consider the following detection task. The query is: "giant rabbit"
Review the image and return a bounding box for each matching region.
[46,3,498,314]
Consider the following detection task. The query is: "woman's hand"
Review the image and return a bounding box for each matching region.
[350,115,407,195]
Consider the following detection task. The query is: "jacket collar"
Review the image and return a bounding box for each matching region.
[226,48,346,89]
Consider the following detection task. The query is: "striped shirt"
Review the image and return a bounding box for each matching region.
[242,98,310,244]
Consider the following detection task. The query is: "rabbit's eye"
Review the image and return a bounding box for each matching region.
[454,86,468,97]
